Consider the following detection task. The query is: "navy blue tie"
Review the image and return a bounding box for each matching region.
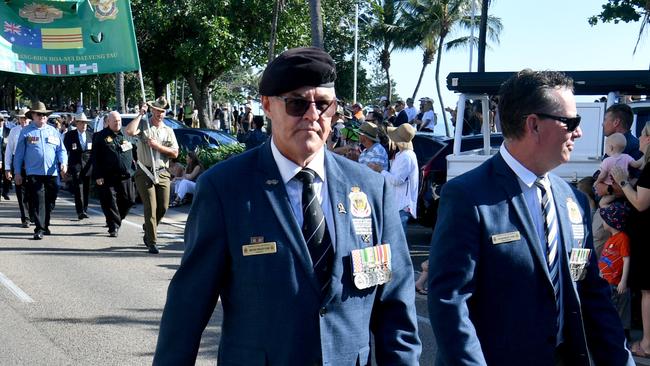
[295,168,333,293]
[534,177,561,326]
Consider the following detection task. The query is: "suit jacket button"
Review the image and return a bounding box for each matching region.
[319,307,327,317]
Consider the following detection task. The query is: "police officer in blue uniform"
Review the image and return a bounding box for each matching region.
[13,102,68,240]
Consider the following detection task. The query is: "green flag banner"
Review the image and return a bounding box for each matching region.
[0,0,140,76]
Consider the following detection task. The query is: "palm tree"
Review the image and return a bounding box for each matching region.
[269,0,286,61]
[368,0,409,103]
[403,0,501,135]
[477,0,489,72]
[308,0,324,48]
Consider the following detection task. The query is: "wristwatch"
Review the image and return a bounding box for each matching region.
[620,180,628,188]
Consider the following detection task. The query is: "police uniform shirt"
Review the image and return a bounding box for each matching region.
[135,120,178,170]
[14,123,67,176]
[92,128,136,181]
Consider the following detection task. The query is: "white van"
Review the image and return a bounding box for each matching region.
[444,70,650,183]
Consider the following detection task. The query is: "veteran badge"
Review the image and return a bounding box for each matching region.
[351,244,392,290]
[349,187,371,218]
[567,198,582,224]
[569,248,591,281]
[91,0,119,21]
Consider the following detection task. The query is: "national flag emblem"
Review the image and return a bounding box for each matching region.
[4,22,21,35]
[41,27,83,49]
[46,64,68,75]
[5,25,41,48]
[27,63,47,74]
[69,63,98,75]
[14,61,26,72]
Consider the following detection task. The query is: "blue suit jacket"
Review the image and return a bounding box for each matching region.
[154,143,421,365]
[428,153,633,366]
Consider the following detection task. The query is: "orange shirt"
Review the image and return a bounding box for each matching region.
[598,231,630,286]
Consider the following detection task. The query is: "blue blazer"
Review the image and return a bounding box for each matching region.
[428,153,633,366]
[154,143,421,365]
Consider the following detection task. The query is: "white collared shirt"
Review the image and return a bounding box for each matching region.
[499,143,552,245]
[270,139,336,247]
[499,142,564,344]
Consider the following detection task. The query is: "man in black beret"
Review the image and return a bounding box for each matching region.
[154,47,421,365]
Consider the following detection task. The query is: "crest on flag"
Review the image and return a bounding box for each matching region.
[19,4,63,24]
[91,0,118,21]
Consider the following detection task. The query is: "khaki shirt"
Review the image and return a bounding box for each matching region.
[136,120,178,169]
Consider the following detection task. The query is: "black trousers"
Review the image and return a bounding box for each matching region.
[0,165,11,195]
[98,177,135,232]
[71,172,90,215]
[13,165,31,222]
[26,175,59,233]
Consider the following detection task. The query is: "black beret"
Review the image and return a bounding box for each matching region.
[259,47,336,96]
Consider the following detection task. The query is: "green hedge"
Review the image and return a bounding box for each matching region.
[196,143,245,169]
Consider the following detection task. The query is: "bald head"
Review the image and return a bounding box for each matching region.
[107,111,122,132]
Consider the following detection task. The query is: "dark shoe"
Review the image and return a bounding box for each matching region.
[33,231,44,240]
[78,212,89,220]
[44,228,51,235]
[147,243,159,254]
[169,198,181,208]
[21,220,30,228]
[109,231,118,238]
[2,193,10,200]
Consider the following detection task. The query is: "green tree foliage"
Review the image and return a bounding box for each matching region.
[589,0,648,25]
[589,0,650,53]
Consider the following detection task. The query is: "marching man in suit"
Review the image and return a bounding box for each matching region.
[154,47,421,365]
[63,113,93,220]
[428,70,634,365]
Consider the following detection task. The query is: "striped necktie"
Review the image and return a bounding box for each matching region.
[534,177,561,324]
[295,168,334,293]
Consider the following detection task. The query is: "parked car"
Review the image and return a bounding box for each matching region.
[93,113,189,133]
[173,128,237,151]
[413,132,503,227]
[92,112,235,153]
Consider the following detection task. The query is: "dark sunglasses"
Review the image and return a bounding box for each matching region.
[526,112,581,132]
[275,96,336,118]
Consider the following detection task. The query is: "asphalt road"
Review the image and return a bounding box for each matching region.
[0,189,437,365]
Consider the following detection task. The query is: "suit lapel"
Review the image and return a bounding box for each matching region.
[493,154,550,279]
[257,144,321,294]
[322,152,354,305]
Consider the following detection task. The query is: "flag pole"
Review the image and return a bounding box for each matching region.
[137,68,159,184]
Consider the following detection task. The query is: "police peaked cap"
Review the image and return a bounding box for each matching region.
[259,47,336,96]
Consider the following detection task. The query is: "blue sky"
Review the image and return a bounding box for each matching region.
[390,0,650,111]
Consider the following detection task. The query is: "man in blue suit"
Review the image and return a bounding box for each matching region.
[154,47,421,365]
[428,70,634,366]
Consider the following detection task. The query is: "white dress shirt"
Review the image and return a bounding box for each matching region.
[270,139,336,247]
[4,124,25,170]
[381,149,419,218]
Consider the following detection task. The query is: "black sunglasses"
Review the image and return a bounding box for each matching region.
[526,112,581,132]
[275,96,336,118]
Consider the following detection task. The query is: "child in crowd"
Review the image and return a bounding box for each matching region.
[414,260,429,295]
[598,201,632,340]
[594,133,644,206]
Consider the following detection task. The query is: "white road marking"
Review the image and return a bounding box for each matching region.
[0,272,34,303]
